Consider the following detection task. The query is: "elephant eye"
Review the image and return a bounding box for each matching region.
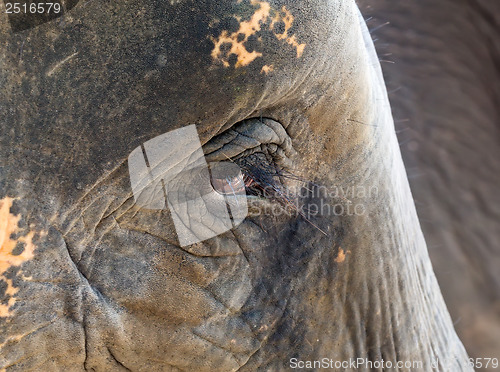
[210,173,245,195]
[207,154,283,199]
[208,163,246,196]
[235,153,283,198]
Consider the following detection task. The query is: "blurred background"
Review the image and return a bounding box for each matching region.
[357,0,500,369]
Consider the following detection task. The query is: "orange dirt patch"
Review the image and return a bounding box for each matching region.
[261,64,274,74]
[334,248,351,264]
[0,197,37,317]
[210,0,306,67]
[270,6,306,58]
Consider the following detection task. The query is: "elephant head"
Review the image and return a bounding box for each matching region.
[0,0,471,370]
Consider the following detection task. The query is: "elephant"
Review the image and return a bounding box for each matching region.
[0,0,476,370]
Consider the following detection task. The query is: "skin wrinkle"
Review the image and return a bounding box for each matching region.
[196,312,262,349]
[79,282,205,371]
[0,321,55,354]
[104,345,189,372]
[50,223,105,324]
[203,118,294,162]
[190,331,250,368]
[86,200,118,237]
[181,258,250,314]
[58,158,130,230]
[235,267,296,370]
[167,196,234,244]
[62,174,140,266]
[102,220,251,319]
[229,223,297,343]
[2,349,77,372]
[82,310,91,372]
[228,131,263,149]
[73,218,116,268]
[106,346,133,372]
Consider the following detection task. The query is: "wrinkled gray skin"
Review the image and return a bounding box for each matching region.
[0,0,473,371]
[358,0,500,368]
